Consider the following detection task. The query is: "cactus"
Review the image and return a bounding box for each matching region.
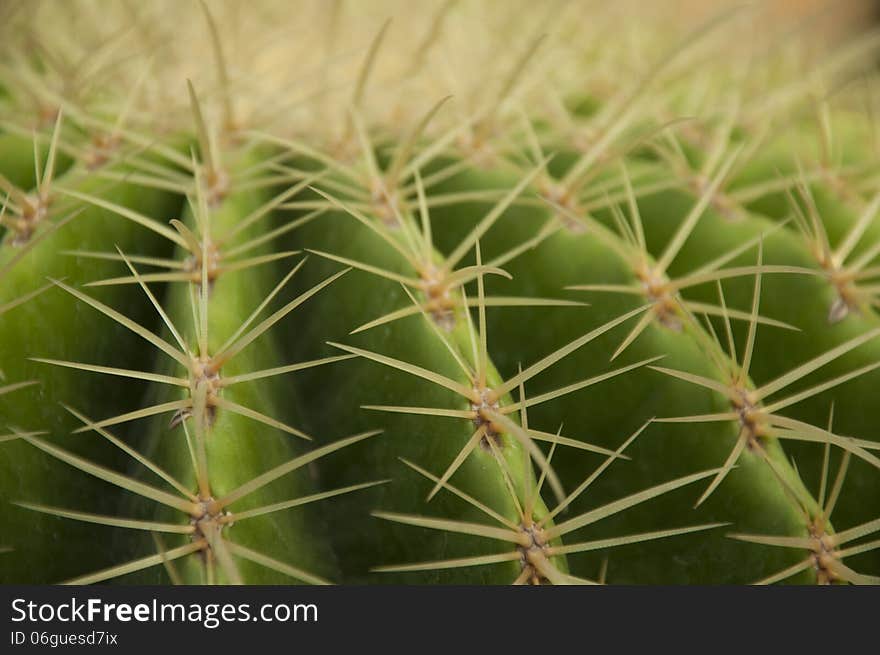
[1,1,879,585]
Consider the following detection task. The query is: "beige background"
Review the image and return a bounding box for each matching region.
[680,0,878,40]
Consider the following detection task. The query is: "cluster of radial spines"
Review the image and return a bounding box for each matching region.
[454,67,880,539]
[426,51,880,584]
[3,89,390,584]
[291,116,773,585]
[20,224,377,584]
[769,109,880,325]
[730,420,880,586]
[2,0,880,585]
[373,418,726,585]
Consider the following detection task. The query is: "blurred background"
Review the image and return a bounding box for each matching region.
[682,0,880,42]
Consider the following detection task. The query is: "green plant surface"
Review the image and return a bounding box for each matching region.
[1,0,879,586]
[0,125,182,583]
[593,155,880,577]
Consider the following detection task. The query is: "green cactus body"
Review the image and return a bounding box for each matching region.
[0,132,47,192]
[100,148,345,584]
[24,142,376,585]
[0,152,181,582]
[274,181,568,583]
[728,116,877,222]
[1,1,879,587]
[593,166,880,577]
[421,161,830,582]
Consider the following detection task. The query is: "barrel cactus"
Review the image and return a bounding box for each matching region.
[1,0,878,585]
